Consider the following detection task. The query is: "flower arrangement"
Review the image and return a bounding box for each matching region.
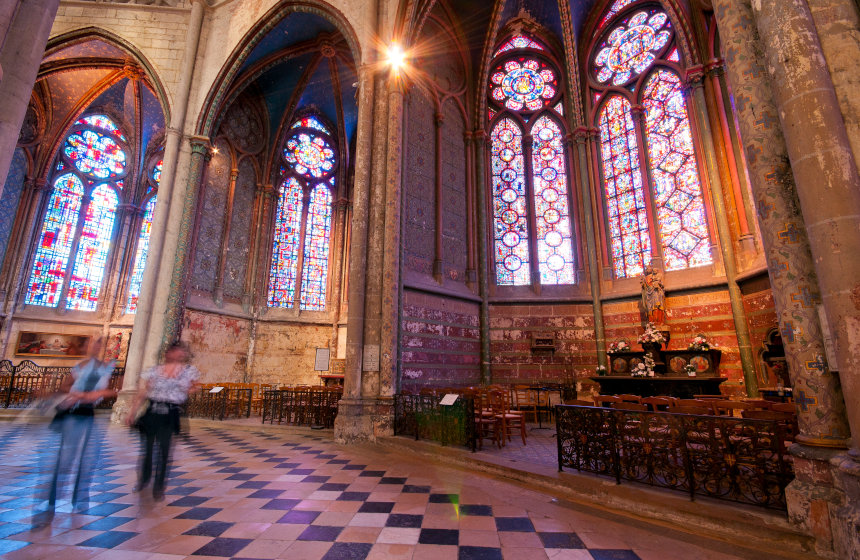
[684,363,697,377]
[596,365,608,376]
[637,322,666,345]
[608,340,631,354]
[632,355,656,377]
[688,333,711,351]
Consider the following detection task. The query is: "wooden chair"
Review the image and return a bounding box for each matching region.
[593,395,621,408]
[616,394,642,403]
[564,399,594,406]
[741,409,798,441]
[614,401,648,411]
[769,402,796,413]
[710,400,756,417]
[642,396,674,411]
[491,390,526,446]
[670,404,713,415]
[692,394,724,400]
[513,385,539,423]
[677,399,716,415]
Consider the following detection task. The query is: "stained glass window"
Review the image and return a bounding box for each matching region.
[598,96,651,278]
[75,114,127,141]
[494,35,544,56]
[25,115,128,310]
[643,70,712,270]
[531,116,575,284]
[291,116,330,134]
[126,196,156,313]
[152,159,163,184]
[490,118,530,286]
[25,174,84,306]
[268,178,304,308]
[599,0,635,29]
[299,183,333,310]
[593,7,713,278]
[67,184,118,310]
[64,129,126,179]
[594,10,672,86]
[284,132,336,179]
[490,57,558,112]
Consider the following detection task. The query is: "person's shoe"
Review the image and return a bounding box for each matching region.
[31,509,54,528]
[152,488,165,501]
[133,481,148,493]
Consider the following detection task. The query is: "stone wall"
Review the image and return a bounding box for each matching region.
[0,148,26,267]
[249,320,333,386]
[180,308,250,383]
[400,289,480,389]
[741,274,779,387]
[190,137,230,295]
[403,88,435,277]
[488,303,595,389]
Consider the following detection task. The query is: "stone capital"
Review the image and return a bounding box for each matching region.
[434,112,444,127]
[684,65,706,90]
[630,105,646,120]
[188,135,212,155]
[573,127,589,144]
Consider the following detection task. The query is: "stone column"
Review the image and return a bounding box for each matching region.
[334,64,376,442]
[713,1,854,555]
[713,0,849,448]
[752,0,860,454]
[685,69,758,396]
[0,0,59,198]
[115,0,205,422]
[379,78,404,408]
[156,136,211,349]
[473,131,491,385]
[573,129,607,369]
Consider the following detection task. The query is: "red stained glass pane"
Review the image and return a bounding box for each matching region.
[299,183,333,311]
[490,118,530,285]
[75,115,126,141]
[643,70,712,270]
[489,57,558,112]
[594,10,672,86]
[66,184,119,311]
[599,0,635,29]
[64,129,126,179]
[598,96,651,279]
[284,132,336,179]
[494,35,545,56]
[25,173,84,307]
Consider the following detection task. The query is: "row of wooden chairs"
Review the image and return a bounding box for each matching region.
[587,394,796,419]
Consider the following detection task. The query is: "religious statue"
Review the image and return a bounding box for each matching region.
[640,266,665,324]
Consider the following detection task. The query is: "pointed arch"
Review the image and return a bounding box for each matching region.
[490,116,530,286]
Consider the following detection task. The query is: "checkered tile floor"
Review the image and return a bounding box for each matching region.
[0,419,753,559]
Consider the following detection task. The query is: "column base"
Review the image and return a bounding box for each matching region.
[333,397,394,444]
[786,443,860,559]
[109,389,141,425]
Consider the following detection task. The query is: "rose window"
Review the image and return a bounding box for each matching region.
[284,132,335,179]
[490,58,557,112]
[594,10,672,86]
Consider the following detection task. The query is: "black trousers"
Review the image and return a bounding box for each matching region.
[138,403,181,492]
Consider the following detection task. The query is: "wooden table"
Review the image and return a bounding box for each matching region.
[590,376,728,399]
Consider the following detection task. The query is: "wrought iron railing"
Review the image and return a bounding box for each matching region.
[393,393,477,451]
[0,359,124,409]
[555,405,794,510]
[261,388,341,428]
[185,387,253,420]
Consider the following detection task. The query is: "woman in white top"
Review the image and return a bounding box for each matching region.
[128,341,200,500]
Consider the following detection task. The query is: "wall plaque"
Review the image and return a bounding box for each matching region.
[362,344,380,372]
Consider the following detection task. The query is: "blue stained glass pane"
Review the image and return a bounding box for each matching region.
[494,35,545,56]
[299,183,333,311]
[490,117,530,285]
[291,116,330,134]
[284,133,336,179]
[66,184,118,311]
[531,116,575,285]
[268,178,303,308]
[126,196,156,313]
[25,173,84,307]
[593,9,672,86]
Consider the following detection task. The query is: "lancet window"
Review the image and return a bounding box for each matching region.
[25,115,128,310]
[591,3,712,279]
[125,159,161,313]
[267,115,335,311]
[488,34,575,287]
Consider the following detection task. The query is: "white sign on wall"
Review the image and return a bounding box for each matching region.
[362,344,380,372]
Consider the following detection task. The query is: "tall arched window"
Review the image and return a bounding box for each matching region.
[125,158,161,313]
[488,34,575,286]
[591,3,712,278]
[25,115,127,310]
[267,115,336,311]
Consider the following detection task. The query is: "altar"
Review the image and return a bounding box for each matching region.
[589,375,728,399]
